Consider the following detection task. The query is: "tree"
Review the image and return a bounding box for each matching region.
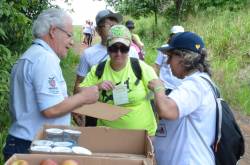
[105,0,172,38]
[105,0,249,23]
[175,0,184,19]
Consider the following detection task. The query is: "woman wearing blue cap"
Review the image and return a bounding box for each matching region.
[148,32,216,165]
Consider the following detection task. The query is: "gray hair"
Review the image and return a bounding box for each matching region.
[32,8,71,38]
[171,48,211,76]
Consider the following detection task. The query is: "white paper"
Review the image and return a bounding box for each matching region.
[112,84,129,105]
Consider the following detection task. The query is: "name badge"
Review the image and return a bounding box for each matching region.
[112,84,129,105]
[156,123,167,137]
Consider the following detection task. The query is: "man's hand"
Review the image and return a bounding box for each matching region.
[79,85,99,104]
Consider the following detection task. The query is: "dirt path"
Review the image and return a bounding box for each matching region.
[234,111,250,164]
[72,41,250,164]
[73,35,101,55]
[72,42,88,55]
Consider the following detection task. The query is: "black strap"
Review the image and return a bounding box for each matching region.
[130,57,142,85]
[95,57,142,85]
[201,76,220,151]
[95,60,107,79]
[201,77,220,98]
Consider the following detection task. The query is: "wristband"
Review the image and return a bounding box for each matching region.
[154,86,165,93]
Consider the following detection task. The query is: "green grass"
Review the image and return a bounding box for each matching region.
[0,121,9,163]
[191,8,250,113]
[136,7,250,114]
[73,25,83,43]
[61,48,80,95]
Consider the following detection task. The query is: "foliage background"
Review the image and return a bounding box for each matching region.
[0,0,59,163]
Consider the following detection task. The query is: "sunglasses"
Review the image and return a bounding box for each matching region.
[108,44,130,53]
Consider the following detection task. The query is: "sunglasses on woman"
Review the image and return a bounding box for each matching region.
[108,44,130,54]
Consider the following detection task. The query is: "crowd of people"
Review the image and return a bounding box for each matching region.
[82,20,95,46]
[3,7,219,165]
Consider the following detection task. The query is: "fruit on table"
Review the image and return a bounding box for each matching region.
[61,159,79,165]
[11,159,29,165]
[40,159,58,165]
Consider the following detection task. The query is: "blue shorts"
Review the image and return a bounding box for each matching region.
[2,134,31,162]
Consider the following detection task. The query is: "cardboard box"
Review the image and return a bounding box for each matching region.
[32,125,154,164]
[5,153,149,165]
[73,102,130,121]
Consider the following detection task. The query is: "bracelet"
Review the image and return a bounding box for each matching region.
[154,86,165,93]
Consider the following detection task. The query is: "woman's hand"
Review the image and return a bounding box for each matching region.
[148,79,165,93]
[97,80,115,91]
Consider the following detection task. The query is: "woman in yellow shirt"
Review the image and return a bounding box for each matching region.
[80,25,157,136]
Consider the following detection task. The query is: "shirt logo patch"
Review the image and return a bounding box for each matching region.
[195,44,200,50]
[48,77,59,94]
[49,77,56,88]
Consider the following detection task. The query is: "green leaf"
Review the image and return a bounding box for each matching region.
[0,28,7,39]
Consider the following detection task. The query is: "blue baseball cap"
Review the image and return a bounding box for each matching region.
[125,20,135,29]
[158,32,205,54]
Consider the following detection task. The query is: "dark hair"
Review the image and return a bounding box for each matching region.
[125,20,135,29]
[170,48,211,76]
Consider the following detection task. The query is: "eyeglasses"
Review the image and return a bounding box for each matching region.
[57,27,73,38]
[108,44,130,54]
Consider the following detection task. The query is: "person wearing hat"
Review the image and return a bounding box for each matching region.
[125,20,145,60]
[148,32,216,164]
[79,25,157,136]
[154,25,184,95]
[169,25,185,39]
[82,20,95,46]
[73,10,139,126]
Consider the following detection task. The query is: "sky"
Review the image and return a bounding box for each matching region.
[53,0,112,25]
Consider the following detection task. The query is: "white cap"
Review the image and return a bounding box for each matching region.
[171,25,184,34]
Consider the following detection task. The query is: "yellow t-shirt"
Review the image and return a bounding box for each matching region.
[80,58,157,135]
[132,33,144,48]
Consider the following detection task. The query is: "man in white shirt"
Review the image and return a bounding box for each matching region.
[3,8,99,161]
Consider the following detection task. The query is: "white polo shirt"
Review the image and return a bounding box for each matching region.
[9,39,70,141]
[76,43,139,77]
[83,24,92,34]
[153,72,216,165]
[155,48,182,89]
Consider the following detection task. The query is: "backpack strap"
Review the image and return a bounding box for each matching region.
[201,76,222,152]
[201,77,220,98]
[130,57,142,85]
[187,76,222,159]
[95,60,107,79]
[95,57,142,85]
[188,116,215,158]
